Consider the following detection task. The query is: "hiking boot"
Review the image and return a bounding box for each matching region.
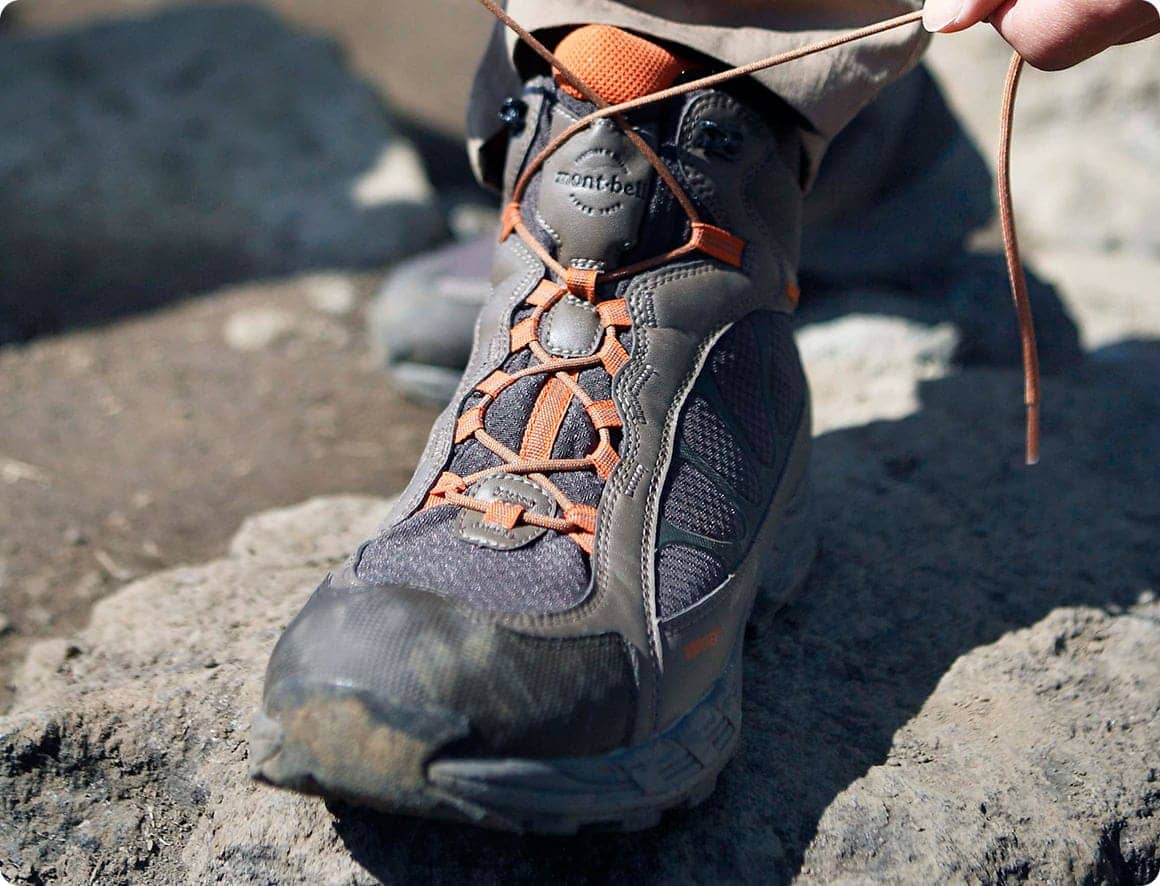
[252,24,818,832]
[372,62,1079,406]
[369,235,494,404]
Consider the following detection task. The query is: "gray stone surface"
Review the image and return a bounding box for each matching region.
[228,494,394,568]
[0,4,446,342]
[927,30,1160,258]
[2,325,1158,883]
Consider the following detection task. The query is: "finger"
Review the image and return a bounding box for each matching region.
[1115,16,1160,44]
[990,0,1159,69]
[922,0,1007,33]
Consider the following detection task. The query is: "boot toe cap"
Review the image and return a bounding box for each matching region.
[253,576,639,808]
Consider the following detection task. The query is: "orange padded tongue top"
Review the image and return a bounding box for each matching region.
[554,25,690,106]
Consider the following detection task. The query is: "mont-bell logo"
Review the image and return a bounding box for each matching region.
[555,147,649,216]
[553,170,648,200]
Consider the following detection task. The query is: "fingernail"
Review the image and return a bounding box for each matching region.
[922,0,963,31]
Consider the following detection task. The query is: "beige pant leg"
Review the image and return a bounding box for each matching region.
[466,0,928,186]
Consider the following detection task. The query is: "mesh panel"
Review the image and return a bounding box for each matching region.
[449,439,502,477]
[682,395,755,490]
[349,79,609,617]
[768,314,805,435]
[486,374,546,452]
[661,463,740,542]
[356,507,590,614]
[710,320,776,465]
[547,470,602,508]
[504,348,534,373]
[552,398,598,461]
[578,366,611,402]
[656,544,725,618]
[655,312,805,619]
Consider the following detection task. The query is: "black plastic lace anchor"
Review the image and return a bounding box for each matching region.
[692,119,743,160]
[498,96,529,134]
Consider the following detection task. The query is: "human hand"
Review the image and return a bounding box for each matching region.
[922,0,1160,69]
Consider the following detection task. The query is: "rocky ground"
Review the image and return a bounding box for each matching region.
[0,2,485,705]
[2,340,1158,883]
[0,4,452,342]
[0,273,440,709]
[0,2,1158,883]
[4,0,492,136]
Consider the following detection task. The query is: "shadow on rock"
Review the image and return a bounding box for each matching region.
[798,251,1084,375]
[0,4,455,344]
[330,340,1159,883]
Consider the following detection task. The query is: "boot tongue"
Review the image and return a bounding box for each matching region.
[554,25,690,106]
[537,26,691,272]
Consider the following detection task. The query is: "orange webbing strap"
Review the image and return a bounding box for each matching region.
[564,503,598,553]
[483,500,525,530]
[420,271,627,548]
[500,202,522,239]
[690,223,745,267]
[565,267,600,301]
[590,438,621,480]
[424,471,466,508]
[586,399,623,430]
[599,334,630,376]
[526,279,563,306]
[596,299,632,328]
[476,370,512,398]
[510,317,538,350]
[519,375,575,459]
[454,407,485,443]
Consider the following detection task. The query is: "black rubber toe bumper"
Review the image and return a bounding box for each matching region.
[251,577,639,817]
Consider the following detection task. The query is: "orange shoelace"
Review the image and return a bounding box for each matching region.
[424,3,1041,552]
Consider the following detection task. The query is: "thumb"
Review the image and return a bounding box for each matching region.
[922,0,1010,32]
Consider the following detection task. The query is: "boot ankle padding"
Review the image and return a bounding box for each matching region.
[554,25,690,106]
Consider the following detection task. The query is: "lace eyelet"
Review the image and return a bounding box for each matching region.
[498,97,528,133]
[692,120,743,160]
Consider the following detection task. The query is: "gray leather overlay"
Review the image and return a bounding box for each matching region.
[455,472,557,551]
[539,294,602,358]
[536,113,655,269]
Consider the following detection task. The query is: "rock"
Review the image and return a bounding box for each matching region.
[943,252,1083,373]
[803,602,1160,882]
[228,495,394,568]
[927,30,1160,258]
[0,5,446,343]
[1032,247,1160,351]
[2,327,1159,883]
[303,274,359,317]
[797,311,956,434]
[223,307,297,352]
